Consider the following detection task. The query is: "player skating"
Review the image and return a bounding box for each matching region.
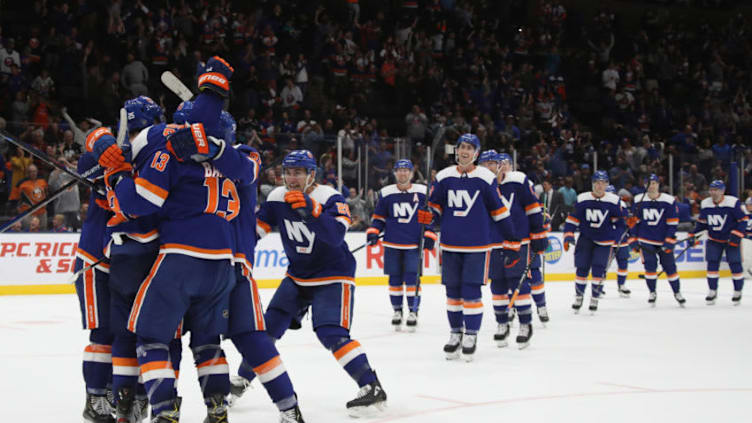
[606,184,632,298]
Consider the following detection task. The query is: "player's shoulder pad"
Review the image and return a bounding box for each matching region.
[310,184,344,205]
[382,183,427,197]
[380,184,398,197]
[435,166,456,182]
[130,125,156,160]
[577,191,594,202]
[500,171,526,185]
[267,186,289,203]
[721,195,739,208]
[700,197,714,208]
[634,193,645,203]
[471,166,497,184]
[658,193,675,204]
[602,192,621,205]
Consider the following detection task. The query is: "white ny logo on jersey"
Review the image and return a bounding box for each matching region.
[499,192,516,213]
[284,219,315,254]
[642,208,665,226]
[707,214,727,231]
[447,189,480,217]
[585,209,609,228]
[393,202,419,223]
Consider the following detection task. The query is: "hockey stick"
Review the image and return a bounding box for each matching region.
[116,108,128,147]
[508,251,533,308]
[637,231,706,279]
[161,71,194,102]
[350,234,384,254]
[67,257,107,283]
[0,178,78,232]
[416,124,445,298]
[1,131,102,193]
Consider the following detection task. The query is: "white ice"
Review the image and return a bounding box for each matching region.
[1,279,750,422]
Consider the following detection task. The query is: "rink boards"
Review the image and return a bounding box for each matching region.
[0,232,747,295]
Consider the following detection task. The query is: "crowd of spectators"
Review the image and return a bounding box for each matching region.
[0,0,750,232]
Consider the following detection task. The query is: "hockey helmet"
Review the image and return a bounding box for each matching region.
[648,173,660,183]
[219,110,237,144]
[709,180,725,191]
[393,159,414,170]
[606,184,616,193]
[477,150,499,164]
[455,133,481,151]
[282,150,317,171]
[496,152,513,164]
[124,96,163,132]
[592,170,609,183]
[172,100,194,124]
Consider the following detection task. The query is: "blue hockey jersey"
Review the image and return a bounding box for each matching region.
[563,192,625,245]
[368,183,435,249]
[491,171,544,248]
[75,189,112,274]
[694,195,748,243]
[428,165,514,252]
[113,124,238,262]
[631,193,679,246]
[257,185,356,285]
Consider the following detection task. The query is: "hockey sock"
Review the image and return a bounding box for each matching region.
[112,333,139,401]
[730,262,745,291]
[575,269,588,296]
[707,261,720,290]
[461,284,483,335]
[512,279,533,324]
[530,268,546,307]
[388,275,403,311]
[169,338,182,393]
[490,278,509,324]
[646,278,657,292]
[136,338,176,415]
[265,307,294,340]
[190,335,230,404]
[590,278,603,298]
[617,268,627,287]
[231,331,297,411]
[83,328,113,395]
[317,325,376,388]
[733,277,744,292]
[404,272,419,312]
[445,286,464,331]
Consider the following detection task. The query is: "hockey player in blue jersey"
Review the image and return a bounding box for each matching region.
[689,180,748,305]
[252,150,387,417]
[530,207,551,323]
[366,159,436,331]
[631,174,686,306]
[427,135,519,361]
[563,170,626,313]
[73,151,115,423]
[606,184,633,298]
[482,151,545,349]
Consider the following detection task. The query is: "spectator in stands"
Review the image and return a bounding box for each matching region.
[405,104,428,148]
[121,52,149,97]
[48,157,80,230]
[27,215,40,232]
[280,78,303,112]
[558,176,577,210]
[17,164,48,230]
[51,213,72,232]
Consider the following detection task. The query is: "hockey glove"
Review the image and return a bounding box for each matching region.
[686,233,700,247]
[166,123,225,162]
[503,247,520,269]
[626,216,639,229]
[729,231,742,248]
[417,209,433,225]
[530,237,548,254]
[563,234,575,252]
[105,190,129,227]
[104,162,133,191]
[86,127,125,168]
[284,190,321,219]
[366,231,380,246]
[423,230,437,251]
[198,56,234,98]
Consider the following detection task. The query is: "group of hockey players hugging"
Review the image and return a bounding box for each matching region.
[75,56,386,423]
[365,133,747,363]
[72,55,747,423]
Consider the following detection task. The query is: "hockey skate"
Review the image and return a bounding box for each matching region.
[516,323,533,350]
[537,306,550,324]
[114,387,138,423]
[228,375,253,406]
[280,404,305,422]
[461,334,478,362]
[443,332,462,360]
[507,307,517,326]
[572,295,584,313]
[405,311,418,332]
[589,297,599,313]
[83,393,115,423]
[203,393,228,423]
[706,289,717,305]
[674,292,686,307]
[618,285,631,298]
[391,310,403,331]
[150,397,181,423]
[494,323,510,348]
[732,290,742,305]
[346,377,387,417]
[648,292,657,307]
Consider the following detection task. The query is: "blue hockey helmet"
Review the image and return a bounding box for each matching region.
[282,149,317,171]
[709,179,725,191]
[393,159,414,170]
[606,184,616,193]
[172,100,194,124]
[477,149,499,164]
[124,96,163,132]
[592,170,609,182]
[496,152,513,164]
[456,133,481,150]
[219,110,237,144]
[648,173,659,183]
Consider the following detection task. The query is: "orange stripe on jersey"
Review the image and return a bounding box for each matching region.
[128,254,165,333]
[525,202,541,211]
[77,248,100,264]
[135,177,168,200]
[567,216,580,223]
[463,301,483,309]
[490,206,508,216]
[85,344,112,353]
[112,357,139,366]
[286,273,356,283]
[250,277,265,331]
[666,218,679,223]
[371,214,385,221]
[341,284,351,329]
[129,229,159,240]
[160,243,234,257]
[439,242,492,251]
[254,355,282,375]
[197,357,228,368]
[515,294,531,301]
[428,202,442,212]
[257,219,272,234]
[492,294,509,300]
[333,340,361,360]
[447,298,463,306]
[365,227,380,235]
[140,360,173,373]
[84,267,97,329]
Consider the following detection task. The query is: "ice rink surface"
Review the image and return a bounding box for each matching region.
[2,278,750,422]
